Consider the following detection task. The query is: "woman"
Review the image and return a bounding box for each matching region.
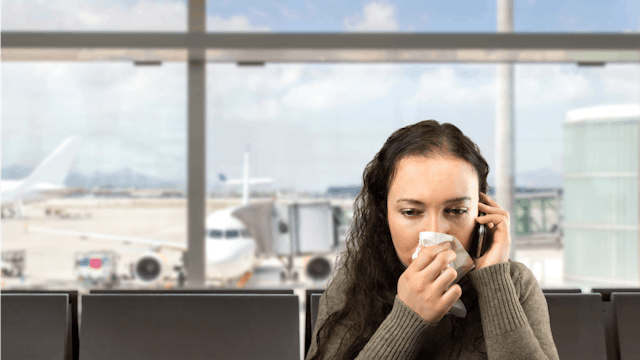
[306,120,559,360]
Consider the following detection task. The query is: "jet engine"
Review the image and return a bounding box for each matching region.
[133,252,167,283]
[305,255,332,281]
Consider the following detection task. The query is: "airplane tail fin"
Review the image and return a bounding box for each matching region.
[21,137,83,190]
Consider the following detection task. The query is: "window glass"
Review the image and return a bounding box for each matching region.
[4,1,635,33]
[2,62,187,289]
[2,0,188,31]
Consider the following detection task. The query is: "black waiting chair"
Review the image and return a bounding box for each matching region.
[90,288,294,294]
[544,293,607,360]
[1,290,79,360]
[542,288,582,294]
[304,289,325,358]
[591,288,640,302]
[2,294,70,360]
[611,292,640,360]
[310,293,323,335]
[591,287,640,360]
[79,294,300,360]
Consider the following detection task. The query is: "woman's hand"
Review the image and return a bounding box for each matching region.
[397,242,461,324]
[474,192,511,270]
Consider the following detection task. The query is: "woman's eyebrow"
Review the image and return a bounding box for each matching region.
[396,196,471,205]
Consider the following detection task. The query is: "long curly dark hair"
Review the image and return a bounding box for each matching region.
[308,120,492,360]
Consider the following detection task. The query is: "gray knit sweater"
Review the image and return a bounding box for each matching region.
[306,260,560,360]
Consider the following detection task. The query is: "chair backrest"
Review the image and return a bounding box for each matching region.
[591,287,640,360]
[1,290,78,360]
[542,288,582,294]
[304,289,325,358]
[1,294,69,360]
[611,293,640,360]
[310,293,322,333]
[544,293,607,360]
[591,288,640,302]
[90,289,294,294]
[79,294,300,360]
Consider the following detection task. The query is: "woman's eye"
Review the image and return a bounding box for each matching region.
[401,210,419,218]
[400,209,467,218]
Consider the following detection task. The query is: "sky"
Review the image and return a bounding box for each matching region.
[2,0,640,192]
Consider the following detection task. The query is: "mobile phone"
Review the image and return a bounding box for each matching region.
[476,212,486,258]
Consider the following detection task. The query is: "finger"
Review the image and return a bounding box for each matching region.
[478,202,508,216]
[476,213,507,227]
[432,266,458,294]
[418,248,457,282]
[408,242,451,273]
[440,284,462,309]
[479,193,503,210]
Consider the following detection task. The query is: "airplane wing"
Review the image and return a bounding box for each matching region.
[27,226,187,251]
[249,178,274,185]
[221,178,273,186]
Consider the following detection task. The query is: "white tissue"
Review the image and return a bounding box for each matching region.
[411,232,476,318]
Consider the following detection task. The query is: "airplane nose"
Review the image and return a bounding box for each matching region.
[207,240,255,265]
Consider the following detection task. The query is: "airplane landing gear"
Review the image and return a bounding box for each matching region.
[280,269,298,282]
[174,266,186,288]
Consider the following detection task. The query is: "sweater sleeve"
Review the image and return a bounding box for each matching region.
[306,268,439,360]
[467,261,560,360]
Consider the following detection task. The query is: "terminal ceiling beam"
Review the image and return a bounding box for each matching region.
[3,32,639,63]
[4,32,640,50]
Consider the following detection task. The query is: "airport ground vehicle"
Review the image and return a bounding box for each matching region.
[74,250,120,288]
[1,250,25,277]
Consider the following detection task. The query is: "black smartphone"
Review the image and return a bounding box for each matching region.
[475,212,487,258]
[470,204,493,259]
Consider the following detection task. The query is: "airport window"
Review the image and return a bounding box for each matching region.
[2,1,188,32]
[3,59,639,291]
[2,2,639,304]
[7,0,623,34]
[4,5,640,360]
[203,1,636,33]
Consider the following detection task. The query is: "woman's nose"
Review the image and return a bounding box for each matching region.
[425,213,448,234]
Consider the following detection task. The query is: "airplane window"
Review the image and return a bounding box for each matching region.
[209,229,223,238]
[241,228,251,237]
[225,230,239,239]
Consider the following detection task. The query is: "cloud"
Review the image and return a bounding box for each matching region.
[249,6,268,18]
[2,0,270,31]
[208,14,270,32]
[599,64,639,103]
[281,65,402,111]
[409,66,495,109]
[343,2,398,32]
[268,2,302,21]
[515,65,595,107]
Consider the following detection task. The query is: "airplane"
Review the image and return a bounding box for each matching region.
[28,143,340,287]
[2,137,84,218]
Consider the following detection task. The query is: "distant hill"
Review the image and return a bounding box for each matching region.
[1,165,182,189]
[3,165,564,192]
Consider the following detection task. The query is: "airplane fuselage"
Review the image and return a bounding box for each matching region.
[205,237,256,280]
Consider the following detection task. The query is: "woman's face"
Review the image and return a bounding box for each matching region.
[387,155,480,267]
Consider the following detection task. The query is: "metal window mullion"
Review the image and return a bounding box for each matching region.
[185,0,206,288]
